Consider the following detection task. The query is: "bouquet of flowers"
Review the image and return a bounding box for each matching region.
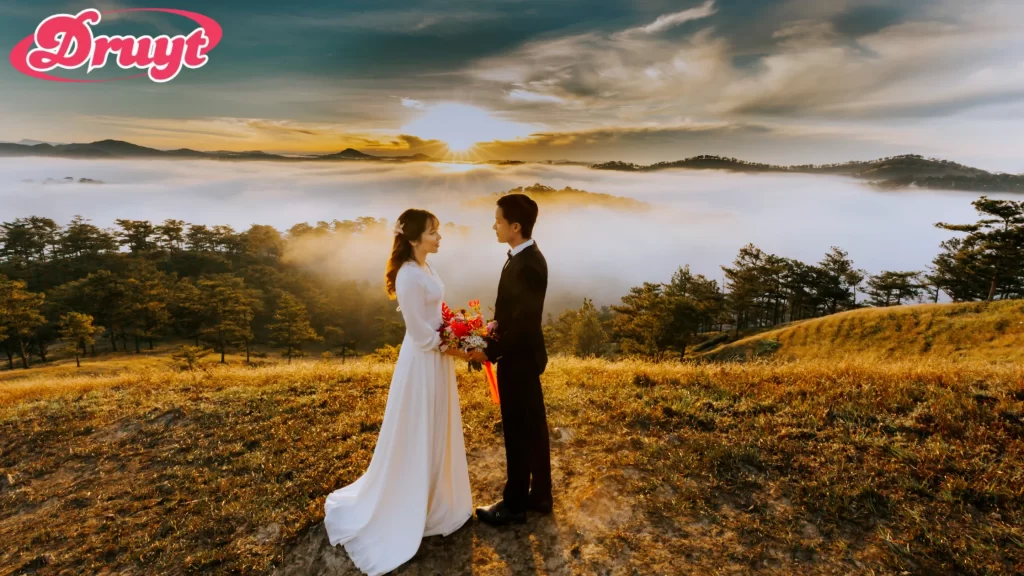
[439,300,500,404]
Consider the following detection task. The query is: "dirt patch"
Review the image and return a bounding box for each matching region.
[150,407,185,427]
[276,442,674,575]
[89,419,142,444]
[572,475,635,538]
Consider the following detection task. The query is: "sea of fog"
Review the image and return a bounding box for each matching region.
[1,157,1010,311]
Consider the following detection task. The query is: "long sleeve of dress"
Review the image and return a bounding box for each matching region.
[396,267,443,352]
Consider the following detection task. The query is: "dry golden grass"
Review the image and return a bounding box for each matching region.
[702,299,1024,363]
[2,355,1023,574]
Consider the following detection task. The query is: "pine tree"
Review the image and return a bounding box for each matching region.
[197,275,261,364]
[114,219,157,253]
[268,292,321,363]
[921,267,943,304]
[157,219,186,251]
[323,326,356,363]
[611,283,670,357]
[59,215,117,258]
[235,295,263,364]
[722,244,768,333]
[59,312,96,368]
[53,270,128,352]
[0,217,60,268]
[123,261,172,352]
[0,276,46,369]
[935,196,1024,301]
[185,224,217,252]
[543,309,578,356]
[170,278,206,345]
[664,266,723,357]
[570,299,606,357]
[241,225,285,259]
[815,247,863,315]
[782,259,821,321]
[865,271,924,307]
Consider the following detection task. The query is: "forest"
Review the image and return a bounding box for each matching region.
[1,196,1022,368]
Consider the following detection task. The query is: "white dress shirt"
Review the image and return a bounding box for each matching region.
[509,238,535,257]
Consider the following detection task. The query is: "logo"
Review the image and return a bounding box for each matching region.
[9,8,222,83]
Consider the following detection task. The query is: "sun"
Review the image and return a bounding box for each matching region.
[401,102,534,153]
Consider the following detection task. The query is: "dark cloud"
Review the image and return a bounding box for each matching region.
[831,5,908,37]
[832,87,1024,119]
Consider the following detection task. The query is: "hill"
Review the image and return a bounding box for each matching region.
[467,183,649,211]
[592,154,1024,193]
[700,299,1024,362]
[4,139,1023,193]
[1,353,1022,574]
[0,139,436,163]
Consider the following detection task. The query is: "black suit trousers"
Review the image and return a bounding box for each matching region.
[496,356,552,513]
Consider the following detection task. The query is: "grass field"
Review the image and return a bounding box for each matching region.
[2,351,1023,575]
[701,299,1024,363]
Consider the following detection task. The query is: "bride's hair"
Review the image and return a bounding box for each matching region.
[385,208,438,298]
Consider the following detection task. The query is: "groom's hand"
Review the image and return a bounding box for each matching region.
[468,349,488,363]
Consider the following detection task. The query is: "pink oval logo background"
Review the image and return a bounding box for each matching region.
[8,8,222,83]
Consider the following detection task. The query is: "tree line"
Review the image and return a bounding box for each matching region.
[0,216,408,369]
[545,196,1024,359]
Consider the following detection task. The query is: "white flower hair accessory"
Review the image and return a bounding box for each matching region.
[393,221,404,237]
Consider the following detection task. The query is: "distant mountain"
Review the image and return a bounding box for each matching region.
[591,154,1024,192]
[0,139,437,163]
[39,176,104,184]
[6,139,66,146]
[468,183,649,211]
[4,139,1021,193]
[317,148,375,160]
[869,174,1024,193]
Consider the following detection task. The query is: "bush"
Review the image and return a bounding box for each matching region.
[754,338,782,357]
[368,343,401,364]
[172,345,210,371]
[692,332,732,353]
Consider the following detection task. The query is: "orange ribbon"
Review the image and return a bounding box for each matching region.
[484,361,500,405]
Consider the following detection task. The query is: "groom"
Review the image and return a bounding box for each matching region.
[470,193,552,526]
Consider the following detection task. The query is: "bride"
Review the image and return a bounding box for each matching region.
[323,209,473,576]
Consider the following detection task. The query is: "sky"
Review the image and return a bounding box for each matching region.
[3,0,1024,171]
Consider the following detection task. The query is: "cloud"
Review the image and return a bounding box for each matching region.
[507,90,565,104]
[266,8,502,34]
[629,0,718,35]
[1,158,1006,312]
[718,10,1024,118]
[401,98,425,110]
[73,115,434,154]
[85,0,187,35]
[461,0,1024,135]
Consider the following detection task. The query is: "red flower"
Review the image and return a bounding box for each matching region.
[441,302,453,323]
[451,321,472,339]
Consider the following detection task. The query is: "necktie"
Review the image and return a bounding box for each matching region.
[503,250,512,270]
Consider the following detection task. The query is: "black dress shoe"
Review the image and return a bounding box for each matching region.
[475,501,526,526]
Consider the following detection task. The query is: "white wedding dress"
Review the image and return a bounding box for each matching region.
[324,260,473,576]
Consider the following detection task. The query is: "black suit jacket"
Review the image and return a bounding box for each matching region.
[485,242,548,374]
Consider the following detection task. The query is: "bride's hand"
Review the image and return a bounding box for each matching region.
[444,347,469,360]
